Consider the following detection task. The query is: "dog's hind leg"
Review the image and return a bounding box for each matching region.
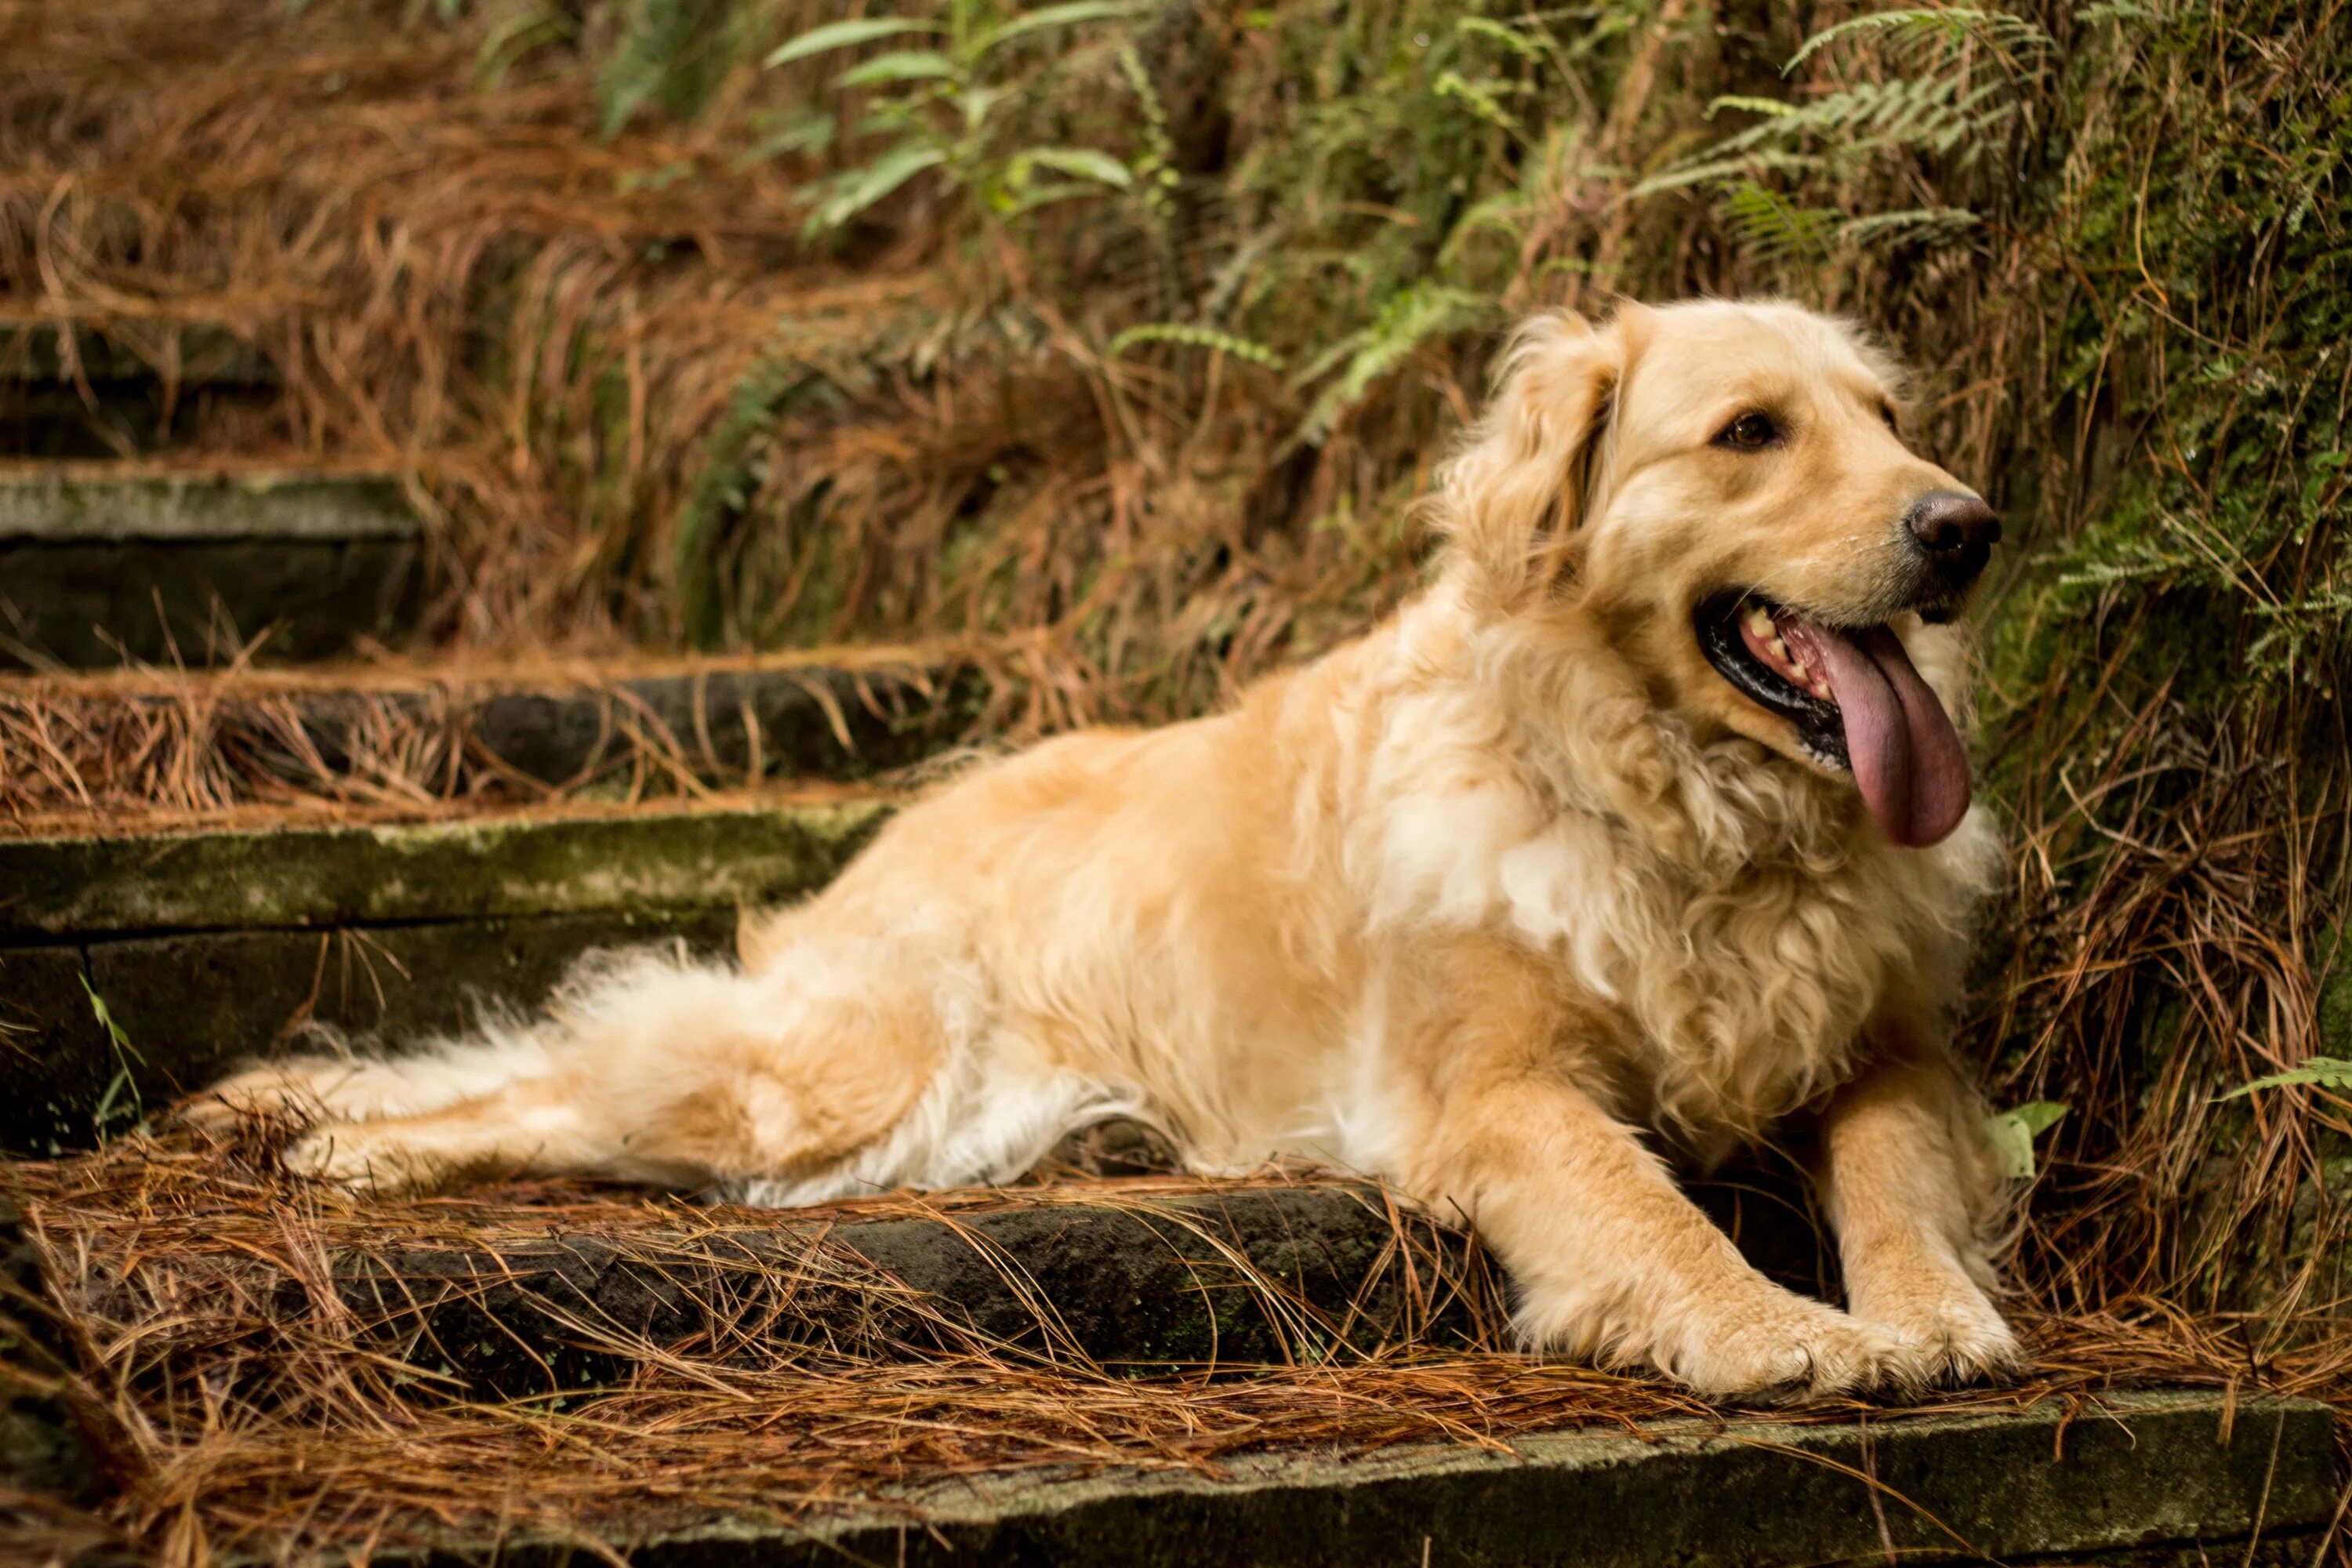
[284,946,954,1197]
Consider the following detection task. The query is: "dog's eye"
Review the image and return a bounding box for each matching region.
[1879,403,1902,436]
[1715,412,1780,451]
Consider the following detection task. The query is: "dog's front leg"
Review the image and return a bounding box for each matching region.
[1816,1051,2024,1385]
[1396,953,1916,1399]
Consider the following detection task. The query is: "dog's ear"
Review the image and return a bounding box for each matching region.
[1432,307,1635,608]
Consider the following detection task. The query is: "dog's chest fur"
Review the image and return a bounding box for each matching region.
[1356,647,1991,1145]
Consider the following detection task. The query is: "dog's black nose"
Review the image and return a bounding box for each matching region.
[1905,491,2001,586]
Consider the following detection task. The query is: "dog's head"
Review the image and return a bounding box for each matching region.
[1435,299,1998,849]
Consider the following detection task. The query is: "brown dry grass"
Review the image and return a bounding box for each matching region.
[1981,648,2352,1334]
[0,0,1406,712]
[0,639,996,835]
[10,1128,2346,1566]
[2,2,2347,1560]
[2,0,918,653]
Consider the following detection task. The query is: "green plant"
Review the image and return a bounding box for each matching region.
[768,0,1147,238]
[2221,1060,2352,1101]
[1108,323,1284,368]
[598,0,746,135]
[78,975,144,1138]
[1986,1101,2067,1180]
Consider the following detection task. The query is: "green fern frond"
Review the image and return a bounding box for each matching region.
[2220,1058,2352,1100]
[1455,16,1547,60]
[1784,6,2050,75]
[1627,150,1827,201]
[1434,71,1523,136]
[1719,181,1837,263]
[1292,284,1497,447]
[677,350,840,646]
[1839,205,1980,245]
[1639,74,2013,202]
[1109,324,1285,367]
[597,0,742,137]
[1705,95,1799,121]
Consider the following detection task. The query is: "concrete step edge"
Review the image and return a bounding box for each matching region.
[361,1389,2340,1568]
[0,468,419,542]
[1,797,897,1150]
[0,795,899,940]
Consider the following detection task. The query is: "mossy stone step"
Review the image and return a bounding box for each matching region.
[356,1391,2339,1568]
[5,652,982,799]
[0,470,423,667]
[0,323,274,388]
[0,799,893,1152]
[0,324,276,459]
[90,1185,1479,1391]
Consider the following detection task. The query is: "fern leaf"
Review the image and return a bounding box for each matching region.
[1784,6,2048,75]
[2220,1058,2352,1100]
[1435,71,1523,136]
[1293,285,1497,446]
[1110,324,1285,367]
[1627,150,1825,200]
[1840,206,1980,245]
[1455,17,1546,60]
[1706,95,1800,120]
[1719,180,1837,263]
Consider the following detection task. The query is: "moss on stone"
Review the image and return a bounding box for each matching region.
[0,472,417,543]
[0,799,895,938]
[0,800,900,1151]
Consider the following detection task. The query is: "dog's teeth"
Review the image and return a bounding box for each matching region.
[1770,635,1793,663]
[1744,606,1773,637]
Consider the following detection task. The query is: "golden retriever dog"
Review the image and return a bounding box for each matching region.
[201,299,2020,1399]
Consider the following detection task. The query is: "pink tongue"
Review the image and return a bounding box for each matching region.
[1778,619,1970,848]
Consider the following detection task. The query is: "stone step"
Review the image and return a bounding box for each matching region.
[289,1391,2352,1567]
[0,796,893,1152]
[0,322,275,389]
[0,467,424,667]
[2,648,981,814]
[18,1150,2321,1566]
[82,1183,1484,1388]
[0,321,277,459]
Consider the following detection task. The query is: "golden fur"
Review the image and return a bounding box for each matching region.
[201,299,2020,1399]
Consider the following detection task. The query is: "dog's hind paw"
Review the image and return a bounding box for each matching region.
[179,1065,328,1132]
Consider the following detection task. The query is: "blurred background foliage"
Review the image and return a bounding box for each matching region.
[2,0,2345,1337]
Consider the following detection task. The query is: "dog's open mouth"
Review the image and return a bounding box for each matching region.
[1695,592,1970,848]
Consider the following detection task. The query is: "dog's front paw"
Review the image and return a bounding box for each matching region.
[1669,1294,1926,1403]
[1864,1291,2026,1388]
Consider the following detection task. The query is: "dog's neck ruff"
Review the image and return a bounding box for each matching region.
[1351,590,1996,1139]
